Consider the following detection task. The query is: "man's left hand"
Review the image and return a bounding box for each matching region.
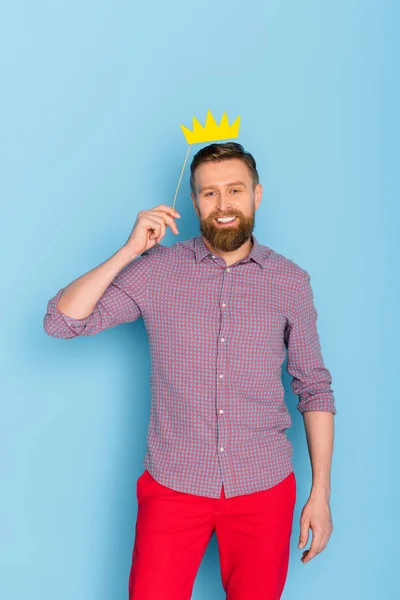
[297,490,334,564]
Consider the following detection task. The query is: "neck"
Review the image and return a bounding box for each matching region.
[202,235,253,267]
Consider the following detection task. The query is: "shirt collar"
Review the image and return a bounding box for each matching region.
[194,233,267,269]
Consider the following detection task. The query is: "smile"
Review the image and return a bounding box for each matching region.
[215,216,237,224]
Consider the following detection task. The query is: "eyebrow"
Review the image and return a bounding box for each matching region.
[199,180,247,193]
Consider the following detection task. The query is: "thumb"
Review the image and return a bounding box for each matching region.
[298,520,310,548]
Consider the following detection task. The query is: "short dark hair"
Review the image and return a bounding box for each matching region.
[189,142,259,195]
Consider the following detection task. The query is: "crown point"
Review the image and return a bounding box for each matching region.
[180,110,241,145]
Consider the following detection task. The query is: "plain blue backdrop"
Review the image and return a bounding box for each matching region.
[1,1,398,598]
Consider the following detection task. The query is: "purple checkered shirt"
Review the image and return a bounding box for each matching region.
[44,233,336,498]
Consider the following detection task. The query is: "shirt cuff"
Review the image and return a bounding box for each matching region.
[47,288,92,330]
[297,393,337,415]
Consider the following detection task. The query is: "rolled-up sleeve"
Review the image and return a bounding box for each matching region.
[43,249,155,339]
[284,270,337,415]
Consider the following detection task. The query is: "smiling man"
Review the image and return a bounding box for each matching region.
[44,142,336,599]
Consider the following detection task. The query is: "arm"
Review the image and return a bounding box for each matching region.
[43,245,151,339]
[284,270,336,415]
[297,411,335,564]
[43,204,179,339]
[284,270,336,563]
[303,410,334,496]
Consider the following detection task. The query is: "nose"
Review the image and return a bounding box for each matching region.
[215,193,233,213]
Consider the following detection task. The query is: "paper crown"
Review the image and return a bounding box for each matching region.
[180,109,241,144]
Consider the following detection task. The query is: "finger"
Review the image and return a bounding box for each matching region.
[147,210,180,231]
[302,531,323,562]
[147,210,179,234]
[148,214,175,240]
[302,528,331,563]
[298,518,310,549]
[145,217,166,242]
[318,534,330,552]
[154,205,181,219]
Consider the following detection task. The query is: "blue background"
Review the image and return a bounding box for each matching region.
[1,1,398,598]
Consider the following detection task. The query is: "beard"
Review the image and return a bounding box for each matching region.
[198,205,256,253]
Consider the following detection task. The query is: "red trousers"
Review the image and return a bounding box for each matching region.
[128,469,296,600]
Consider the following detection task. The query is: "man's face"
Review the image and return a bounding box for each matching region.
[191,158,262,252]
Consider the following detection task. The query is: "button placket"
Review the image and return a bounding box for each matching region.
[216,264,232,472]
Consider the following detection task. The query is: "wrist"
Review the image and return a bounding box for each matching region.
[119,243,141,264]
[310,481,331,500]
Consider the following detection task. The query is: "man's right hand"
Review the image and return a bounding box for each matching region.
[124,204,181,257]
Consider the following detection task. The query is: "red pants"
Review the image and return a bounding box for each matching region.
[129,469,296,600]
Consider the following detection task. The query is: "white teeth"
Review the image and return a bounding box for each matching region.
[216,217,236,223]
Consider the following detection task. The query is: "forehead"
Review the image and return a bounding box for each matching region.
[193,158,252,189]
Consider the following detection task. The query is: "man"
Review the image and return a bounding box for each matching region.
[44,142,336,599]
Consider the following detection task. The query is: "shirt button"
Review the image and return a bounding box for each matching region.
[219,409,224,414]
[221,303,226,308]
[220,447,224,452]
[221,337,225,342]
[226,267,231,272]
[219,373,224,378]
[212,255,215,258]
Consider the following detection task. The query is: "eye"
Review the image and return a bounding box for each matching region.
[231,189,240,193]
[205,191,216,197]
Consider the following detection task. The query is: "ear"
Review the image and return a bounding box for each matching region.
[191,192,200,215]
[254,183,262,210]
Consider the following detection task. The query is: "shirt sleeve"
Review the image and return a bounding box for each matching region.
[43,250,154,339]
[284,270,337,415]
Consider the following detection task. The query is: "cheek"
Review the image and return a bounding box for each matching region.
[200,207,215,220]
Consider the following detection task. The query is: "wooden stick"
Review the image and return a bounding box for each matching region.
[172,144,192,209]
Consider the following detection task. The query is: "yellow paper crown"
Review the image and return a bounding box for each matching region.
[180,109,240,144]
